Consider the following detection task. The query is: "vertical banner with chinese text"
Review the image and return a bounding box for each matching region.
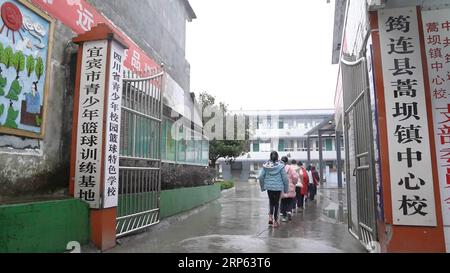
[103,41,124,208]
[75,40,108,208]
[379,7,437,226]
[421,9,450,227]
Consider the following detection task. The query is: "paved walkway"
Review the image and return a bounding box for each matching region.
[107,181,366,253]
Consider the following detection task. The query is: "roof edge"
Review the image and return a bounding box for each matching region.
[183,0,197,21]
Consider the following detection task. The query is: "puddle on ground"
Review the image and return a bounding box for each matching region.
[321,201,347,223]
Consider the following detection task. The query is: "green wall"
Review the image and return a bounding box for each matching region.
[0,199,89,253]
[0,184,221,252]
[160,184,220,219]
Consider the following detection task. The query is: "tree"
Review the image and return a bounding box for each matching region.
[208,139,247,167]
[2,46,14,68]
[13,51,25,77]
[197,92,249,167]
[26,55,35,77]
[35,57,44,81]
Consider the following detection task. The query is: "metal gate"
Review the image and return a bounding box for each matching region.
[116,70,164,237]
[341,55,378,251]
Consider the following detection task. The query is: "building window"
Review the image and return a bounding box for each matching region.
[297,139,308,151]
[287,119,293,129]
[278,120,284,129]
[253,141,260,152]
[326,161,334,169]
[278,139,285,151]
[285,139,294,151]
[305,120,312,129]
[315,140,319,151]
[260,142,271,152]
[325,139,333,151]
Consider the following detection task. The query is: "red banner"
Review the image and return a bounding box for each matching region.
[30,0,159,72]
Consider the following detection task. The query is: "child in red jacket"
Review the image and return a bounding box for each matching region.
[296,161,308,212]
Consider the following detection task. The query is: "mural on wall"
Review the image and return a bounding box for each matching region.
[0,0,53,138]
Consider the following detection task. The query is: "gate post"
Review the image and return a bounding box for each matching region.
[336,130,343,189]
[318,130,324,183]
[69,24,128,251]
[306,135,311,166]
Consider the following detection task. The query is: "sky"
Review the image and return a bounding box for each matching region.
[186,0,339,111]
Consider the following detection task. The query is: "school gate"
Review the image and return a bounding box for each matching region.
[341,54,379,252]
[116,70,164,237]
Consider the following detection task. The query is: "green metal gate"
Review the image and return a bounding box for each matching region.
[116,70,164,237]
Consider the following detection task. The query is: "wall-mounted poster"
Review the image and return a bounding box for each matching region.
[0,0,54,139]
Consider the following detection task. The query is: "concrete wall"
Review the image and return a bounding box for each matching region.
[87,0,193,92]
[0,198,89,253]
[221,163,232,181]
[240,162,250,182]
[342,0,369,57]
[0,20,77,203]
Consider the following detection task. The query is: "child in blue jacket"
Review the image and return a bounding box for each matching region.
[258,151,289,228]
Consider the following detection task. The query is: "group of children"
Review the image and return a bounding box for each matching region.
[258,151,320,227]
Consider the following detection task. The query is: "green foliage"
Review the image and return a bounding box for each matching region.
[209,139,247,163]
[13,51,25,76]
[36,115,42,126]
[26,55,35,77]
[197,92,249,167]
[161,163,216,190]
[0,43,4,64]
[218,180,234,191]
[2,46,14,68]
[35,57,44,81]
[4,105,19,128]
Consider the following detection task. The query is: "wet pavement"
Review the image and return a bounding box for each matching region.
[108,181,366,253]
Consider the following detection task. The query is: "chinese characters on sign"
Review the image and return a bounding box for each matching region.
[74,40,107,208]
[422,9,450,226]
[379,7,437,226]
[103,41,124,208]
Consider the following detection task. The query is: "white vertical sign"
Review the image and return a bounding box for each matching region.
[379,7,437,226]
[421,9,450,227]
[103,41,124,208]
[75,40,108,208]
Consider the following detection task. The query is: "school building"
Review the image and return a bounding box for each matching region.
[219,109,345,185]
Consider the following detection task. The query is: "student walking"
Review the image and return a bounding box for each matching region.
[280,156,298,222]
[290,159,300,213]
[296,161,308,212]
[307,165,320,201]
[258,151,289,228]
